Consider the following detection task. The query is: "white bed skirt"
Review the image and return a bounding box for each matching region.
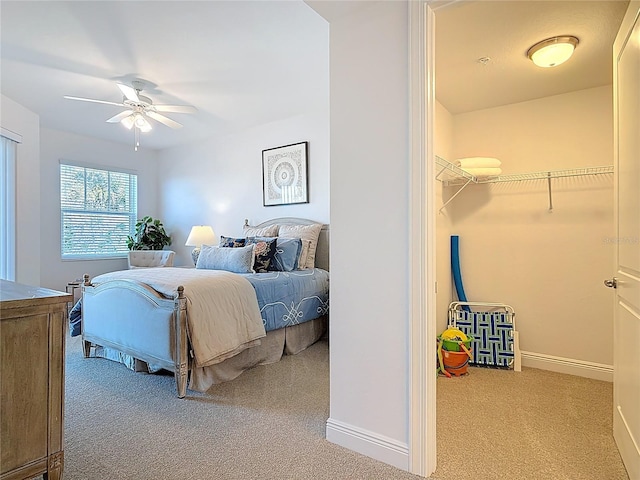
[91,316,327,393]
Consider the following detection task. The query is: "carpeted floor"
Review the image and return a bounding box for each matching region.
[63,335,421,480]
[434,366,630,480]
[63,335,629,479]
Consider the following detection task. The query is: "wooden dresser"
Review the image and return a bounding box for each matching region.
[0,280,71,480]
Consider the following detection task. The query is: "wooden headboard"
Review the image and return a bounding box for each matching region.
[245,217,329,271]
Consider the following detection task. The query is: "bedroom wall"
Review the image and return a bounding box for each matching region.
[444,85,615,377]
[156,109,329,266]
[326,1,411,470]
[1,94,41,286]
[435,100,454,334]
[39,128,160,292]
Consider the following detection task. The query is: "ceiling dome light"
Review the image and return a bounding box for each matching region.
[527,36,579,68]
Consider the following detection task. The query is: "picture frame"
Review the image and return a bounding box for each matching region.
[262,141,309,206]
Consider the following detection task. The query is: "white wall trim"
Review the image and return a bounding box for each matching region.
[326,418,409,471]
[521,350,613,382]
[0,127,23,143]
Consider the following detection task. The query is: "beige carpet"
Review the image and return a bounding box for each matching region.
[63,335,628,479]
[63,335,421,480]
[434,366,630,480]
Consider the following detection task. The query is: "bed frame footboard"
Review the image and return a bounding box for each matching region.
[82,274,191,398]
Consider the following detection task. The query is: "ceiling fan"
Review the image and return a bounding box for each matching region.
[64,80,197,150]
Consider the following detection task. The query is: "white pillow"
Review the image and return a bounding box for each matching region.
[243,224,279,237]
[278,223,322,269]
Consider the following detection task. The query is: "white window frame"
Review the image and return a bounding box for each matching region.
[60,161,138,260]
[0,129,20,280]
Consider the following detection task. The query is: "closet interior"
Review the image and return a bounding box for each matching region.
[432,1,632,478]
[433,0,622,380]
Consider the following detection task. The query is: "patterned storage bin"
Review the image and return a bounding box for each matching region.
[448,302,521,371]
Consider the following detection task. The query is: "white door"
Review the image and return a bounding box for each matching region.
[610,3,640,479]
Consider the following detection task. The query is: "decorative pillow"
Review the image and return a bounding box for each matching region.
[278,223,322,269]
[195,244,255,274]
[243,224,279,238]
[219,236,246,248]
[245,237,277,273]
[265,237,302,272]
[297,239,312,270]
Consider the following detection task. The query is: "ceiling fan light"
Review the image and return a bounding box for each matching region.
[134,113,145,127]
[527,36,579,68]
[134,113,152,132]
[138,123,152,133]
[121,115,134,130]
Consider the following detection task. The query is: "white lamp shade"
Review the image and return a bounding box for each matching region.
[121,115,135,130]
[185,225,216,247]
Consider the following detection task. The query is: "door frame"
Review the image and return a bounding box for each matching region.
[408,0,437,476]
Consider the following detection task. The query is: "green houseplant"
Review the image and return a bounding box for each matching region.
[127,216,172,250]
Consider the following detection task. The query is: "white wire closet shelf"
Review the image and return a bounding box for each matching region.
[435,156,614,211]
[436,156,613,186]
[435,156,477,185]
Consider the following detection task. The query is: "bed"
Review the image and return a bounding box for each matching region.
[80,217,329,398]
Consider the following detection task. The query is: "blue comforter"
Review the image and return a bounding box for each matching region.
[241,268,329,332]
[69,268,329,336]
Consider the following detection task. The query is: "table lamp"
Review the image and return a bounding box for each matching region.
[185,225,216,264]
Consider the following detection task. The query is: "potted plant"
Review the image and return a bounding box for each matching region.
[127,216,172,250]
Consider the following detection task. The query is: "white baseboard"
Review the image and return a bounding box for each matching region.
[325,418,409,471]
[521,350,613,382]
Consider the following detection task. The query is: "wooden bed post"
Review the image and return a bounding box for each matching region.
[175,286,189,398]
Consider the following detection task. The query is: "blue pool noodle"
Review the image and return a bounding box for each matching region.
[451,235,471,312]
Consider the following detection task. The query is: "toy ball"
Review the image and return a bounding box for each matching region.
[440,327,467,342]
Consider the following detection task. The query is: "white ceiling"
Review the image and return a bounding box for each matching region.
[435,0,629,114]
[1,1,629,151]
[0,1,329,151]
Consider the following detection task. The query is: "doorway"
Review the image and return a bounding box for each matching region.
[429,1,629,477]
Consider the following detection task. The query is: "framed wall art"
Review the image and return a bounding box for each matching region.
[262,141,308,206]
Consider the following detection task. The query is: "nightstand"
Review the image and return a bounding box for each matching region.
[65,280,82,316]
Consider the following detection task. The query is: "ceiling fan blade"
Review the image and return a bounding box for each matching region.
[117,83,139,102]
[106,110,134,123]
[64,95,125,107]
[146,111,183,129]
[153,104,197,114]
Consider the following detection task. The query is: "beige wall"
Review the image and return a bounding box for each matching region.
[438,86,614,367]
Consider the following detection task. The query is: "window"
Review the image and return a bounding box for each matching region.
[1,133,19,280]
[60,162,137,259]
